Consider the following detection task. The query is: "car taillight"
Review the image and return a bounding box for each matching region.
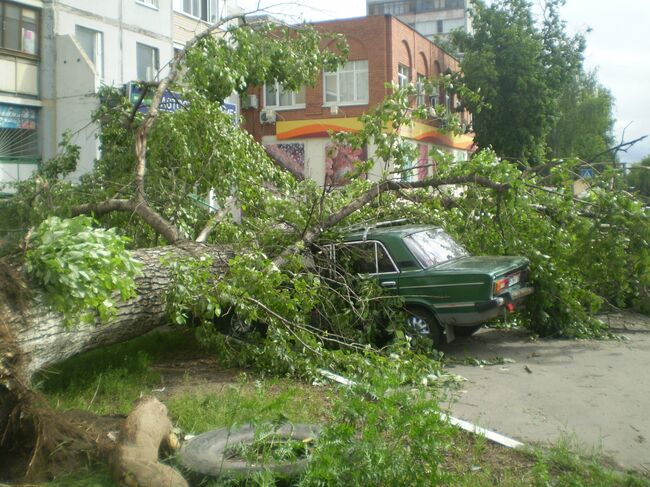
[494,277,509,294]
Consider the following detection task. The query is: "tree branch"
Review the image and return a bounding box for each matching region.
[74,11,261,242]
[195,197,235,243]
[71,199,134,217]
[587,135,648,163]
[274,175,510,267]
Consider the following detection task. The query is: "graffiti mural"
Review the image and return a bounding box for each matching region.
[325,143,367,186]
[417,144,429,181]
[264,142,305,179]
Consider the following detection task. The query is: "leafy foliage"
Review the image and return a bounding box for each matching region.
[0,133,81,254]
[301,365,454,486]
[627,155,650,200]
[547,70,616,162]
[452,0,586,161]
[26,216,142,324]
[185,24,347,102]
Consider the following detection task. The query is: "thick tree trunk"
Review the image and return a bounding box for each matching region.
[2,242,232,380]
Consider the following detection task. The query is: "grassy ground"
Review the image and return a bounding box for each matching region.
[36,329,649,487]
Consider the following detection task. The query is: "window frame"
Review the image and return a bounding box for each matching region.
[330,240,400,276]
[173,0,215,23]
[0,103,39,162]
[398,63,411,89]
[136,0,159,9]
[136,42,160,82]
[323,59,369,107]
[0,1,39,57]
[416,73,427,106]
[263,81,306,110]
[75,25,104,80]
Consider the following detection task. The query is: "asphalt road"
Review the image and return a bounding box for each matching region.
[442,312,650,472]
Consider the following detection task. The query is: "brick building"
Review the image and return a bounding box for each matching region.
[242,15,474,187]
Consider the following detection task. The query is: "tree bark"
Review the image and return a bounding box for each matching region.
[1,242,232,381]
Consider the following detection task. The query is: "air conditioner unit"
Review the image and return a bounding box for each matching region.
[243,94,258,109]
[260,109,277,124]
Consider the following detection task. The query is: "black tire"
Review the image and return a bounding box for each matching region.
[454,324,483,338]
[179,423,320,478]
[405,307,443,348]
[215,309,267,338]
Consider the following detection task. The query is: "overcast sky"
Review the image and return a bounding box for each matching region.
[239,0,650,163]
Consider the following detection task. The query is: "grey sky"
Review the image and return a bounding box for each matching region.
[240,0,649,163]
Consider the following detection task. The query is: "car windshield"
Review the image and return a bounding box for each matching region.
[403,229,468,268]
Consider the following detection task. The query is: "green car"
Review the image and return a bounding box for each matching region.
[321,221,534,346]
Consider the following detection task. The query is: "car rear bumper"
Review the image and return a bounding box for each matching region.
[437,285,534,327]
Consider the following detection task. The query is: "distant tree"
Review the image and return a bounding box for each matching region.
[547,70,616,162]
[627,156,650,198]
[451,0,585,162]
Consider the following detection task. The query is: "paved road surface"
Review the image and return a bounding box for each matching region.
[442,313,650,472]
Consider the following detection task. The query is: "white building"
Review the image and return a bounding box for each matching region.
[1,0,239,194]
[366,0,471,41]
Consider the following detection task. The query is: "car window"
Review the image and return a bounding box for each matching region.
[376,243,397,273]
[403,229,468,268]
[335,241,398,274]
[337,242,376,274]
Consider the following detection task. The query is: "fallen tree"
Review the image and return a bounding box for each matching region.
[1,7,649,484]
[2,243,231,380]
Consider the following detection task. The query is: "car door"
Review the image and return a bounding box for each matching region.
[336,241,399,293]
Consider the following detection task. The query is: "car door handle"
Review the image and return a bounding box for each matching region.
[381,281,396,288]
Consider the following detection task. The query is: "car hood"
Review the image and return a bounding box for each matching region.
[434,255,529,277]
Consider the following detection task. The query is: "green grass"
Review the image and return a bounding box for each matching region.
[169,379,331,435]
[34,328,198,414]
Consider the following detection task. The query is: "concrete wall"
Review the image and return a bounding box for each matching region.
[54,34,99,177]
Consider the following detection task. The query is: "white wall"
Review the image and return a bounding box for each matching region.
[55,35,100,178]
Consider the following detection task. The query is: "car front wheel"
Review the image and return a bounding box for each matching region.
[405,308,443,348]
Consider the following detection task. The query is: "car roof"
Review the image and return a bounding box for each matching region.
[343,224,441,242]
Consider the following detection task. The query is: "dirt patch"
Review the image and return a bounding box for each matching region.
[149,355,244,398]
[443,430,536,481]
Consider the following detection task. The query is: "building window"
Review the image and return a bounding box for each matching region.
[173,0,217,23]
[324,60,368,106]
[75,26,103,79]
[0,103,39,162]
[264,82,305,109]
[136,0,159,8]
[416,74,427,106]
[398,64,411,89]
[437,20,444,33]
[136,43,159,81]
[0,1,38,55]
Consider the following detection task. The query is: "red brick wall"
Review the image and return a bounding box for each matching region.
[244,16,460,141]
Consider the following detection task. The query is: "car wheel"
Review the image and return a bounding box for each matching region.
[229,313,255,337]
[405,308,443,348]
[179,423,320,478]
[454,324,483,338]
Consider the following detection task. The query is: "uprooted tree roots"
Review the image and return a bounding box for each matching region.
[0,265,101,481]
[1,262,186,484]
